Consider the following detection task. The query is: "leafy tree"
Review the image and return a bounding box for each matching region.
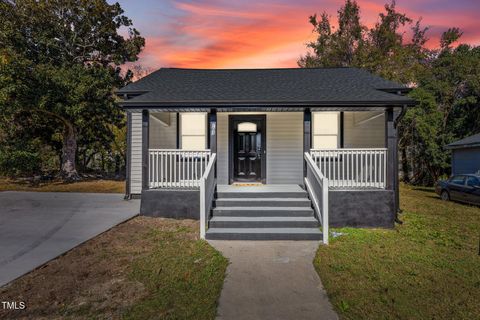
[400,35,480,184]
[423,42,480,135]
[0,150,41,177]
[398,88,448,184]
[130,64,154,81]
[300,0,480,185]
[361,1,428,83]
[0,0,144,179]
[299,0,428,84]
[0,0,144,66]
[299,0,365,68]
[440,28,463,50]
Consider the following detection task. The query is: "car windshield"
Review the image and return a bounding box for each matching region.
[466,176,480,187]
[450,175,466,185]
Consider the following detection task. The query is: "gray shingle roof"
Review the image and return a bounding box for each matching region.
[446,133,480,149]
[118,67,415,107]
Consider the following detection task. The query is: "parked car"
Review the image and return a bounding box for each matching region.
[435,174,480,205]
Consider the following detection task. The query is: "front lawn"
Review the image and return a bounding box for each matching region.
[315,185,480,319]
[0,178,125,193]
[0,217,228,319]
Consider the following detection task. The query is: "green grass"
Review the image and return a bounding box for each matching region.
[125,226,228,320]
[0,218,228,320]
[315,185,480,320]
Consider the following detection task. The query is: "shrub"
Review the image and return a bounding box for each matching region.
[0,150,41,177]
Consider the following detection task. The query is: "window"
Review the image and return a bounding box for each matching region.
[312,112,340,149]
[466,176,480,187]
[450,175,466,185]
[180,113,207,150]
[237,122,257,132]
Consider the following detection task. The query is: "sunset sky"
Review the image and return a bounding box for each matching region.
[117,0,480,69]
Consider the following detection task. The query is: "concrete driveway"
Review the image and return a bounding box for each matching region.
[0,192,140,287]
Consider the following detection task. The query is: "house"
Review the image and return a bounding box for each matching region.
[446,133,480,175]
[117,67,415,242]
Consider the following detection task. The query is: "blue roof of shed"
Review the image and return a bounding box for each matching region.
[447,133,480,149]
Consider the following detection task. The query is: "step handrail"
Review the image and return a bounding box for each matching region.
[200,153,217,239]
[304,152,329,245]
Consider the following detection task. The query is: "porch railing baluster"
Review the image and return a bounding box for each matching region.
[310,148,387,189]
[148,149,212,189]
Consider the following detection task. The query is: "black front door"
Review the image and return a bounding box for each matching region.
[230,115,266,183]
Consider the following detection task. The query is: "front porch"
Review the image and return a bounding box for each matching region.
[142,109,393,189]
[128,109,399,243]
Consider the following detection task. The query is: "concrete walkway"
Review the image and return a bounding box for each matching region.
[209,240,338,320]
[0,192,140,287]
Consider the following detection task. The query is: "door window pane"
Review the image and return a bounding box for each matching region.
[237,122,257,132]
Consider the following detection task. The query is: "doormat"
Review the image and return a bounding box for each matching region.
[232,183,264,187]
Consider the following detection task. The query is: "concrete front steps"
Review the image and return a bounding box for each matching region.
[205,185,323,240]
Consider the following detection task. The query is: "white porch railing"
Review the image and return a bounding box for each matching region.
[149,149,212,188]
[304,152,329,245]
[310,148,387,189]
[200,154,217,239]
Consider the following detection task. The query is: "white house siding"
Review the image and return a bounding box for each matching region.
[129,112,143,194]
[343,111,385,148]
[217,112,304,185]
[149,112,177,149]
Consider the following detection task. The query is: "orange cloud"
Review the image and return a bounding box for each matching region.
[132,0,480,69]
[139,2,316,68]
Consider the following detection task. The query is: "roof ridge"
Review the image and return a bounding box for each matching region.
[159,67,358,71]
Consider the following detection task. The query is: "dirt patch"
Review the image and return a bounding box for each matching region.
[0,217,209,319]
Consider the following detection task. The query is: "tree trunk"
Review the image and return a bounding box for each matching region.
[400,146,410,183]
[82,149,87,171]
[62,126,79,181]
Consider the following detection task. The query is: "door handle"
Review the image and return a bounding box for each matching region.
[256,148,262,159]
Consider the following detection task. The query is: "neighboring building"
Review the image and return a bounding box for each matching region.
[117,67,415,242]
[446,133,480,175]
